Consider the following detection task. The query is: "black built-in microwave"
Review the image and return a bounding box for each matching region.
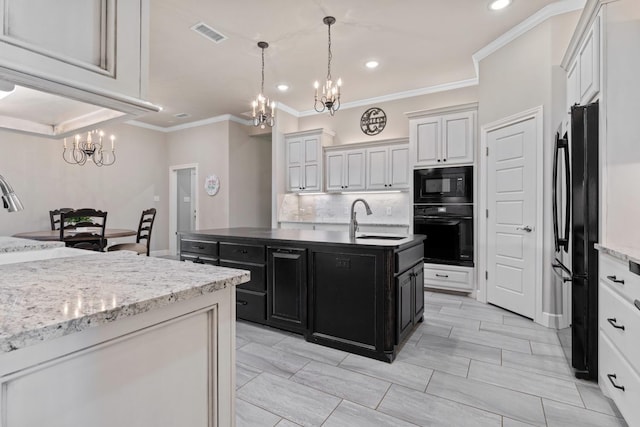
[414,166,473,204]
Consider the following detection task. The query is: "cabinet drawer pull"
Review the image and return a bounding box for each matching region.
[635,300,640,311]
[607,373,625,391]
[236,300,249,306]
[435,273,449,278]
[606,275,625,285]
[193,257,204,264]
[607,318,625,330]
[238,249,248,254]
[193,245,205,250]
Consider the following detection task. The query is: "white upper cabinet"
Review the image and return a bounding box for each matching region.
[286,129,334,193]
[366,144,410,190]
[325,149,366,192]
[408,104,477,168]
[0,0,158,137]
[565,14,600,109]
[324,138,410,193]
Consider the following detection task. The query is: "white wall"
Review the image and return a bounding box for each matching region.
[228,122,272,227]
[166,121,231,230]
[478,11,580,316]
[0,123,169,251]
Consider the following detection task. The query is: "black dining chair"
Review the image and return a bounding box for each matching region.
[49,208,74,230]
[60,208,108,251]
[107,208,156,256]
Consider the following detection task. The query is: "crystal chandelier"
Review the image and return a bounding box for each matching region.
[252,41,275,129]
[62,130,116,167]
[314,16,342,116]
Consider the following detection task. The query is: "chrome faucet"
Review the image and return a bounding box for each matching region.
[0,174,23,212]
[349,198,372,238]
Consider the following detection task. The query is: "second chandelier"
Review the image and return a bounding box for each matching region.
[314,16,342,116]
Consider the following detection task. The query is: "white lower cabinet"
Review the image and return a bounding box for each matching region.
[598,251,640,427]
[423,263,474,292]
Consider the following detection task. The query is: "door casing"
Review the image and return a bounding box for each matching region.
[169,163,199,256]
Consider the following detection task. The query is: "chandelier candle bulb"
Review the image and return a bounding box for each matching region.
[110,135,115,150]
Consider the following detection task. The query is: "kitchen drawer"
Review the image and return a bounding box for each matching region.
[180,239,218,257]
[599,332,640,427]
[599,282,640,374]
[220,242,265,263]
[600,253,640,304]
[396,244,424,273]
[236,290,266,323]
[180,254,218,266]
[220,260,266,292]
[423,263,473,292]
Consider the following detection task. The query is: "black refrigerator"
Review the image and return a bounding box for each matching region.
[553,101,599,380]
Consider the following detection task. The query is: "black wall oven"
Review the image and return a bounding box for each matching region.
[413,166,474,267]
[414,204,474,266]
[414,166,473,204]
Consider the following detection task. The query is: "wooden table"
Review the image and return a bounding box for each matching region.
[13,229,136,241]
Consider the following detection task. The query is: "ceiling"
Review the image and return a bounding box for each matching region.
[139,0,580,128]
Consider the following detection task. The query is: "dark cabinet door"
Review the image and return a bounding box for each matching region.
[413,264,425,323]
[397,269,414,344]
[267,247,307,332]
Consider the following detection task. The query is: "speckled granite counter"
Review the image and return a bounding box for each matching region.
[595,243,640,266]
[0,251,249,353]
[0,236,64,253]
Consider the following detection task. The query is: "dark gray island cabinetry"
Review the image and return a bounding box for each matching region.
[179,227,425,362]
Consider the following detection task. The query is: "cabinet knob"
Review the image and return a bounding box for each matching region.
[443,159,447,162]
[437,159,441,162]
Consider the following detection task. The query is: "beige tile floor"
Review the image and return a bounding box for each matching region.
[235,291,628,427]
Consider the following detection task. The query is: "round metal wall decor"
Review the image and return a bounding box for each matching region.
[360,107,387,136]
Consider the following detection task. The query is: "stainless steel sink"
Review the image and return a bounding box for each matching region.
[355,234,405,240]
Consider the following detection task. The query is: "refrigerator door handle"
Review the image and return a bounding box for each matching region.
[560,134,571,251]
[552,132,560,253]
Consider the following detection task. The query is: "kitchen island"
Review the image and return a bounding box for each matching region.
[179,227,426,362]
[0,249,249,427]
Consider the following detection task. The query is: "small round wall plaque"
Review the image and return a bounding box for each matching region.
[204,174,220,196]
[360,107,387,136]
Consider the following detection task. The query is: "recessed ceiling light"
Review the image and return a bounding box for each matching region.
[277,84,289,92]
[489,0,512,10]
[365,60,379,69]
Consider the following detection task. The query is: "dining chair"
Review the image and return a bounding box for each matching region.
[60,208,108,251]
[49,208,74,230]
[107,208,156,256]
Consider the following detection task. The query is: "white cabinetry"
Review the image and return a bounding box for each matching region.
[565,15,600,109]
[598,251,640,427]
[366,144,410,190]
[407,104,477,168]
[0,0,158,137]
[325,149,366,192]
[286,129,334,193]
[324,138,409,193]
[423,263,474,292]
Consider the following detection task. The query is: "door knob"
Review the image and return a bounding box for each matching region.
[517,225,533,232]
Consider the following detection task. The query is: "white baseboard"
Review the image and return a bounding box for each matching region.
[540,311,568,329]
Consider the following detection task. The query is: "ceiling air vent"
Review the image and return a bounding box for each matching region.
[191,22,227,44]
[174,113,191,118]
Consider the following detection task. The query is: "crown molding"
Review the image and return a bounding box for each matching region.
[297,78,479,117]
[473,0,587,76]
[128,114,251,133]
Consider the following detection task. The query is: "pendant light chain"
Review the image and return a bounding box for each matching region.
[327,20,332,82]
[261,44,265,95]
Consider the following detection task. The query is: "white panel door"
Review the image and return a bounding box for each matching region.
[487,117,537,318]
[287,138,303,191]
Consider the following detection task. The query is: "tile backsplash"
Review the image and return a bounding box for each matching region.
[279,192,411,225]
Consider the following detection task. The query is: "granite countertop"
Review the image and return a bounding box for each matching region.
[595,243,640,266]
[0,236,64,253]
[0,251,249,353]
[182,227,425,248]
